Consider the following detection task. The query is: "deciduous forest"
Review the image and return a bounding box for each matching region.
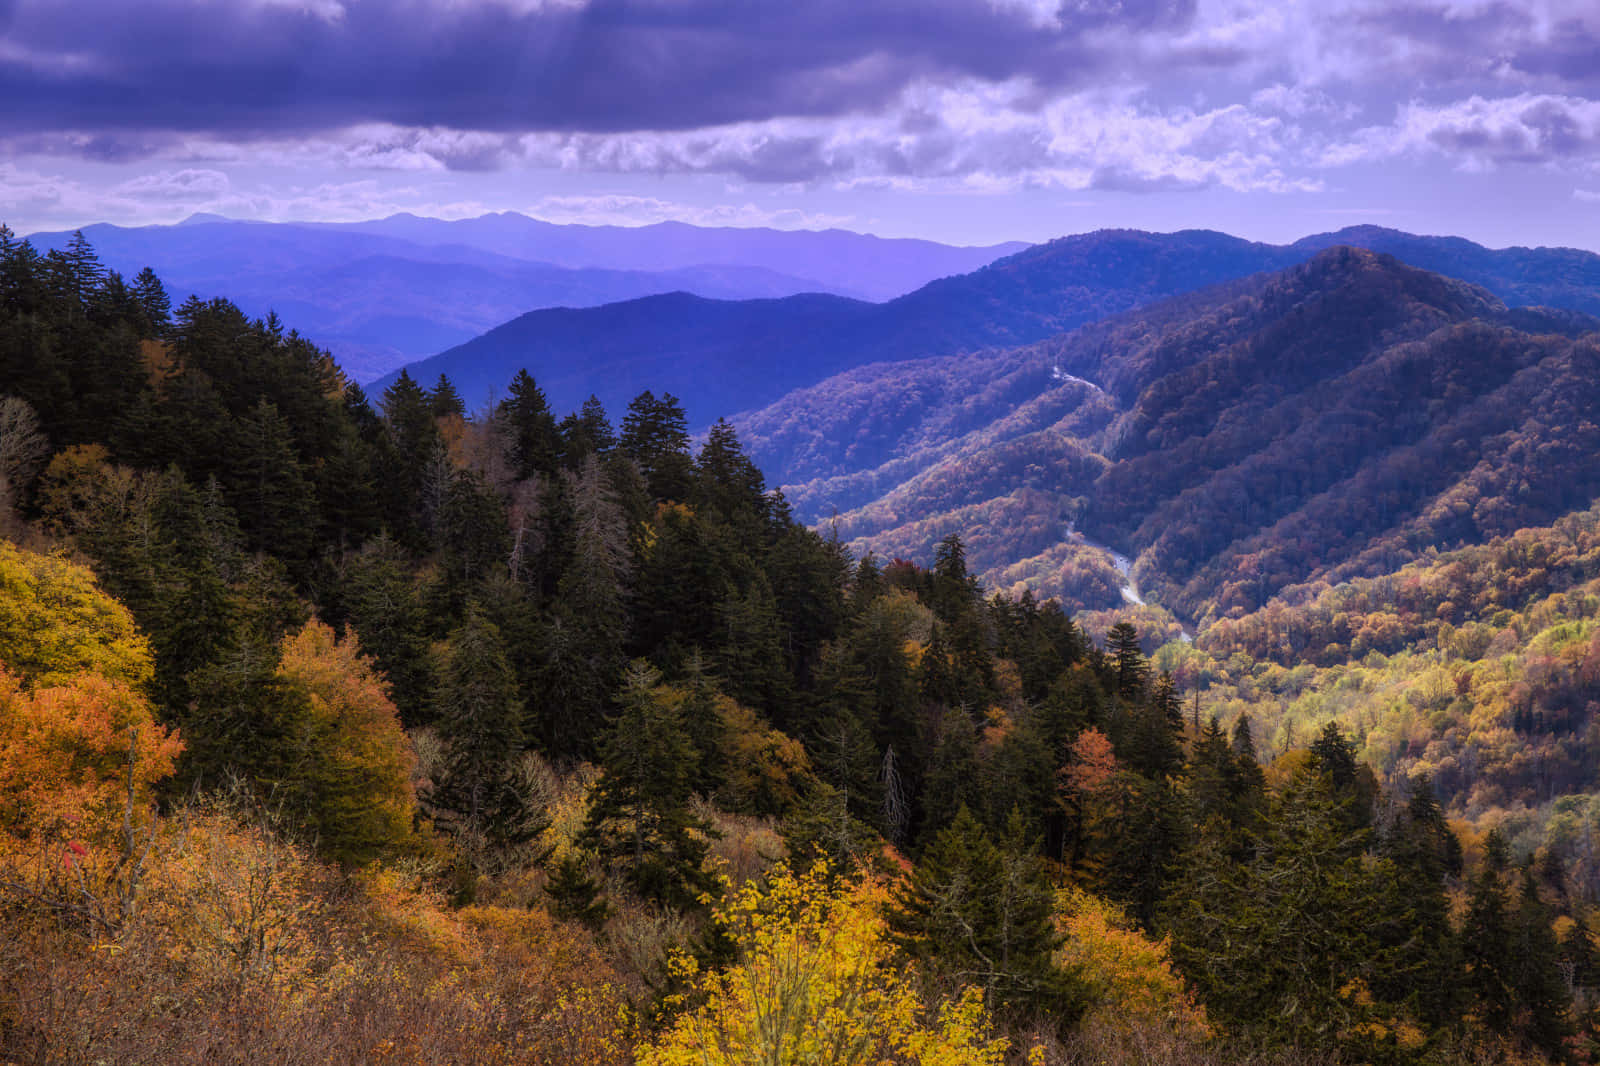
[4,227,1600,1066]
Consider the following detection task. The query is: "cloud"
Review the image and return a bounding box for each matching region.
[526,193,852,229]
[1324,93,1600,168]
[112,167,231,201]
[0,0,1196,137]
[501,81,1322,193]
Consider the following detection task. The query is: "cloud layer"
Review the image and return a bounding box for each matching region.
[4,0,1600,232]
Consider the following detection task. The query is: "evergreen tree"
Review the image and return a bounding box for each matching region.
[229,398,316,561]
[581,660,717,908]
[499,368,560,480]
[890,806,1084,1027]
[1167,770,1386,1055]
[428,373,466,419]
[538,453,629,757]
[427,605,543,853]
[619,390,693,502]
[1106,621,1149,705]
[693,418,766,526]
[544,853,611,930]
[132,267,172,336]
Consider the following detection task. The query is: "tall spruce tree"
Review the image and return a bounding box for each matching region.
[580,660,717,908]
[427,605,543,853]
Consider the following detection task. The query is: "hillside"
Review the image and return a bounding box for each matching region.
[6,224,1600,1066]
[742,249,1600,628]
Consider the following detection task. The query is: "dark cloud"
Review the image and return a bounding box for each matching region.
[1352,2,1600,93]
[0,0,1195,142]
[1508,19,1600,85]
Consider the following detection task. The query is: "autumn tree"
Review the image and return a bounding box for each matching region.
[640,862,1013,1066]
[273,619,416,863]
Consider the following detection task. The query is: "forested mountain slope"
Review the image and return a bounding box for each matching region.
[742,248,1600,628]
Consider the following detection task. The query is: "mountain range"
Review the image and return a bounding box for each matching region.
[381,224,1600,429]
[23,213,1026,382]
[741,247,1600,636]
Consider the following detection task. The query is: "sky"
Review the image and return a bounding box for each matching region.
[4,0,1600,248]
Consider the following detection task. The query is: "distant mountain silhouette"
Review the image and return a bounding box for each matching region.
[24,214,1026,381]
[325,212,1030,302]
[379,229,1302,418]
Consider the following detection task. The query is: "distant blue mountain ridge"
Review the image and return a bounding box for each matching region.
[24,212,1028,382]
[377,224,1600,428]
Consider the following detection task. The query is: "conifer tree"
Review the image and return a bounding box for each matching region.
[581,660,717,908]
[1106,621,1149,705]
[229,398,315,561]
[499,368,560,480]
[427,605,543,853]
[428,373,466,419]
[693,417,766,526]
[132,267,172,336]
[890,806,1082,1027]
[544,853,611,930]
[619,390,693,502]
[538,453,629,757]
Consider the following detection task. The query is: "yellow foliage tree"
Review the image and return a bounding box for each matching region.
[638,863,1013,1066]
[1053,886,1208,1039]
[274,619,417,863]
[0,540,153,689]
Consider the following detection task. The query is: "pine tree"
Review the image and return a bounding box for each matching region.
[63,230,105,311]
[1166,769,1383,1053]
[890,806,1083,1027]
[538,453,629,757]
[427,605,543,853]
[379,369,439,541]
[544,853,611,930]
[1106,622,1149,705]
[619,390,693,502]
[229,398,315,561]
[499,368,560,480]
[132,267,172,337]
[693,417,766,526]
[580,660,717,908]
[428,373,466,419]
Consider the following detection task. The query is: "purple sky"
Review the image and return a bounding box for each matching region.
[5,0,1600,247]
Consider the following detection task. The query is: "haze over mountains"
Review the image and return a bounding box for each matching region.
[24,213,1027,382]
[383,224,1600,424]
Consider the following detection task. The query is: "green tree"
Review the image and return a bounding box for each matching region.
[619,390,693,502]
[581,660,716,908]
[890,806,1084,1027]
[498,368,560,480]
[426,605,542,853]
